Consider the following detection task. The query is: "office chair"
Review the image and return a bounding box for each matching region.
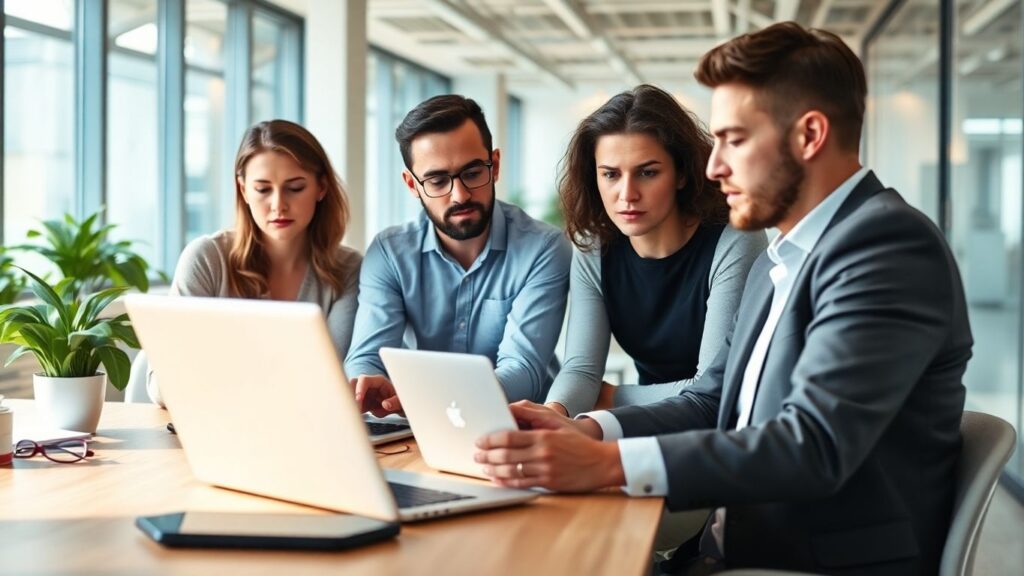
[940,410,1016,576]
[717,411,1017,576]
[123,351,153,403]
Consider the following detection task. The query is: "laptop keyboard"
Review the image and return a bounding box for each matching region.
[387,481,475,509]
[365,421,411,436]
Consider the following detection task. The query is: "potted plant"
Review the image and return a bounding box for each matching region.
[0,268,138,432]
[11,211,160,299]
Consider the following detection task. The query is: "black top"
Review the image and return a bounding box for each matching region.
[601,223,725,385]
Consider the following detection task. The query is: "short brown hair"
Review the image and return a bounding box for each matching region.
[559,84,727,252]
[230,120,351,298]
[695,21,866,151]
[395,95,492,170]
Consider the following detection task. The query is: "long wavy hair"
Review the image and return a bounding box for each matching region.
[559,84,728,252]
[228,120,350,298]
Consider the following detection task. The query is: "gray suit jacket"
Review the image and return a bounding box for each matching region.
[610,172,972,575]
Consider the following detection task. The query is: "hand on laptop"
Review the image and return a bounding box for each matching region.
[474,402,623,492]
[509,401,596,436]
[352,374,404,417]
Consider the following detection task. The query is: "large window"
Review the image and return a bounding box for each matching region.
[866,0,1024,493]
[865,1,941,223]
[3,1,75,250]
[251,10,301,124]
[950,0,1023,484]
[184,0,228,243]
[0,0,304,276]
[365,49,450,238]
[108,0,159,267]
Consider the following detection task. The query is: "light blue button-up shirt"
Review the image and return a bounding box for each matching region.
[344,200,572,402]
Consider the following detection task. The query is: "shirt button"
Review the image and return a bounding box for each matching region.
[643,484,652,494]
[458,321,466,329]
[462,277,468,283]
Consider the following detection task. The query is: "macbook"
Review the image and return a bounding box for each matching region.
[124,295,536,522]
[379,348,518,479]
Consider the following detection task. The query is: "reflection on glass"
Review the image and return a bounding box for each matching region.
[866,0,941,223]
[4,0,73,31]
[365,51,451,239]
[951,0,1024,480]
[252,12,282,123]
[107,0,160,270]
[3,10,74,269]
[185,0,227,243]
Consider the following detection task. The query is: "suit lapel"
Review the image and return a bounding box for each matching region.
[717,256,774,430]
[715,171,888,430]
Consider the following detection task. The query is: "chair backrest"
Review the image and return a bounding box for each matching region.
[940,411,1017,576]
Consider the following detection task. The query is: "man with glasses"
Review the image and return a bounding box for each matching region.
[345,95,571,416]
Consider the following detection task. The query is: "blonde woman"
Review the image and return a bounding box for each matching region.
[128,120,360,405]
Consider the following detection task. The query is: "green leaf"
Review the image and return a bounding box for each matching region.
[95,346,131,390]
[18,267,71,331]
[68,323,114,351]
[107,318,140,349]
[18,324,60,374]
[115,258,149,292]
[75,285,128,328]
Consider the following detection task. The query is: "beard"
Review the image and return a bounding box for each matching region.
[729,140,804,231]
[422,196,494,241]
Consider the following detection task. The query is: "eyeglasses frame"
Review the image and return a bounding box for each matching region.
[13,438,94,463]
[409,160,494,198]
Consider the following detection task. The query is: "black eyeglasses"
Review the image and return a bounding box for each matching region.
[14,439,94,463]
[410,162,493,198]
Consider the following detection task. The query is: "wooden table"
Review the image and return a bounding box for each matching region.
[0,400,663,575]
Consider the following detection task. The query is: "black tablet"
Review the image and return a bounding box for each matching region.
[136,511,399,550]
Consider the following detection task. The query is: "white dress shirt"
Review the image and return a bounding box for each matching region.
[581,167,870,506]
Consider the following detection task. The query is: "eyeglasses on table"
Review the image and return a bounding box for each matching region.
[13,439,94,463]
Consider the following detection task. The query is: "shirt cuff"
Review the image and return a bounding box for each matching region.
[617,437,670,497]
[577,410,623,441]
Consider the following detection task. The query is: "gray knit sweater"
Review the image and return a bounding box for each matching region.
[137,230,361,405]
[545,226,767,416]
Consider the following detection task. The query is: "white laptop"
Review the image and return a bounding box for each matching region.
[124,295,536,522]
[379,348,519,479]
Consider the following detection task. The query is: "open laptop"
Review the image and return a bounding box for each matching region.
[124,295,536,522]
[379,348,519,479]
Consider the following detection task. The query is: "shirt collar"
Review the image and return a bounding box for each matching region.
[767,166,869,265]
[421,199,507,256]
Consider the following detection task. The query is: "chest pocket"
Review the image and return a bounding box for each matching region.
[474,297,513,353]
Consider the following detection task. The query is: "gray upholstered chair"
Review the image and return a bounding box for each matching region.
[939,410,1016,576]
[717,410,1017,576]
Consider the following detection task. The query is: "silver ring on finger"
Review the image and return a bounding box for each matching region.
[516,461,525,478]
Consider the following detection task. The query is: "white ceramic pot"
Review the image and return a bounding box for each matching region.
[32,373,106,433]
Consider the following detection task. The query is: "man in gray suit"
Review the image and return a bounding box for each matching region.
[474,22,972,575]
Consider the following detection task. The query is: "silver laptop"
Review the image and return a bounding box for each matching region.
[379,348,519,479]
[124,295,536,522]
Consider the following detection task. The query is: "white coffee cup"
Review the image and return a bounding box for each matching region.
[0,395,12,466]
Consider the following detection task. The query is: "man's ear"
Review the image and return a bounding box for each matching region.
[402,170,420,200]
[793,110,829,161]
[490,149,501,183]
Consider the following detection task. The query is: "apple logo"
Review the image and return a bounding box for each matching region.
[446,401,466,428]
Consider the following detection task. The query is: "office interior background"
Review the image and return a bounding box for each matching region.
[0,0,1022,566]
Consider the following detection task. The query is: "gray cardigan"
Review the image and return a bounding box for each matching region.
[137,231,362,405]
[545,226,767,416]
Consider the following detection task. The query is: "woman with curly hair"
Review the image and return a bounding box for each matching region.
[545,85,766,417]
